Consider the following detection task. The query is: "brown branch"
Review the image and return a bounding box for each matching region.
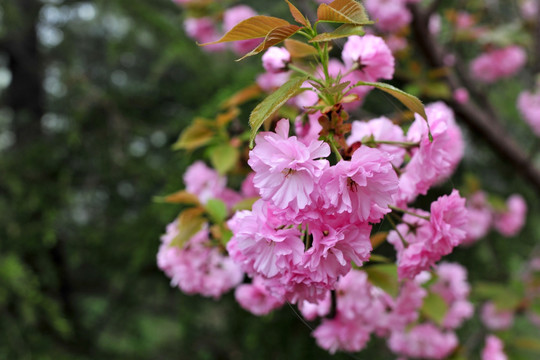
[408,3,540,194]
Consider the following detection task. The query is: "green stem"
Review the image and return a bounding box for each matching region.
[367,140,420,147]
[389,205,431,221]
[288,64,325,87]
[385,214,408,247]
[326,135,343,161]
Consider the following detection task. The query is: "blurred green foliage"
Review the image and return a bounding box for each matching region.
[0,0,539,359]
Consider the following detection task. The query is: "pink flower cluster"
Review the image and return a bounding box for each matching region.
[470,45,527,83]
[312,264,472,357]
[482,335,508,360]
[157,221,243,299]
[364,0,420,33]
[228,119,398,303]
[517,88,540,137]
[462,191,527,244]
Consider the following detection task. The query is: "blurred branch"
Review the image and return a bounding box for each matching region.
[425,0,443,18]
[408,3,540,194]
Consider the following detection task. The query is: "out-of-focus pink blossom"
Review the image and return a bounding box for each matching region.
[256,71,291,92]
[493,194,527,236]
[347,117,407,167]
[298,291,331,320]
[385,35,408,53]
[481,302,514,331]
[364,0,412,33]
[184,161,226,204]
[456,11,476,29]
[521,0,539,20]
[470,46,527,83]
[235,277,285,315]
[295,112,323,146]
[157,221,243,299]
[388,323,458,359]
[482,335,508,360]
[429,14,442,35]
[262,47,291,73]
[398,102,464,203]
[223,5,260,55]
[248,119,330,212]
[517,89,540,137]
[454,88,470,104]
[313,315,371,354]
[463,191,492,245]
[184,17,225,52]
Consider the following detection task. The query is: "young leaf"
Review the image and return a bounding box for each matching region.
[285,0,309,27]
[249,76,308,147]
[421,292,448,326]
[199,16,290,46]
[216,107,240,127]
[157,190,200,205]
[173,118,214,151]
[317,0,372,25]
[170,208,206,248]
[284,39,318,57]
[221,84,262,109]
[355,81,428,121]
[310,23,364,42]
[370,231,388,249]
[205,198,228,224]
[208,143,240,174]
[238,24,301,60]
[232,197,259,211]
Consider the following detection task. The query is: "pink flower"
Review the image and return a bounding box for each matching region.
[521,0,539,21]
[399,102,464,203]
[462,191,492,245]
[429,190,468,254]
[387,280,427,331]
[493,194,527,236]
[455,11,476,29]
[347,117,407,167]
[157,220,243,299]
[227,199,304,278]
[294,112,323,146]
[313,315,371,354]
[184,17,225,52]
[223,5,260,55]
[248,119,330,212]
[364,0,412,33]
[320,146,399,223]
[481,302,514,331]
[256,71,291,92]
[342,35,395,82]
[183,161,226,204]
[470,46,527,83]
[298,291,331,320]
[388,324,458,359]
[444,300,474,329]
[482,335,508,360]
[262,47,290,73]
[453,88,470,104]
[235,277,285,315]
[517,89,540,137]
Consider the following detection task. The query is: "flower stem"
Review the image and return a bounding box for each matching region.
[389,205,431,221]
[288,64,324,87]
[326,135,343,161]
[385,214,408,247]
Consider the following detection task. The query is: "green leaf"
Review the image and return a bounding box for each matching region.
[317,0,373,25]
[249,76,308,147]
[205,198,228,224]
[514,337,540,353]
[368,254,391,263]
[208,143,239,175]
[354,80,432,140]
[370,231,388,249]
[473,282,522,311]
[309,24,365,42]
[173,118,214,151]
[170,208,206,248]
[365,264,398,297]
[421,292,448,326]
[199,16,290,45]
[238,24,300,60]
